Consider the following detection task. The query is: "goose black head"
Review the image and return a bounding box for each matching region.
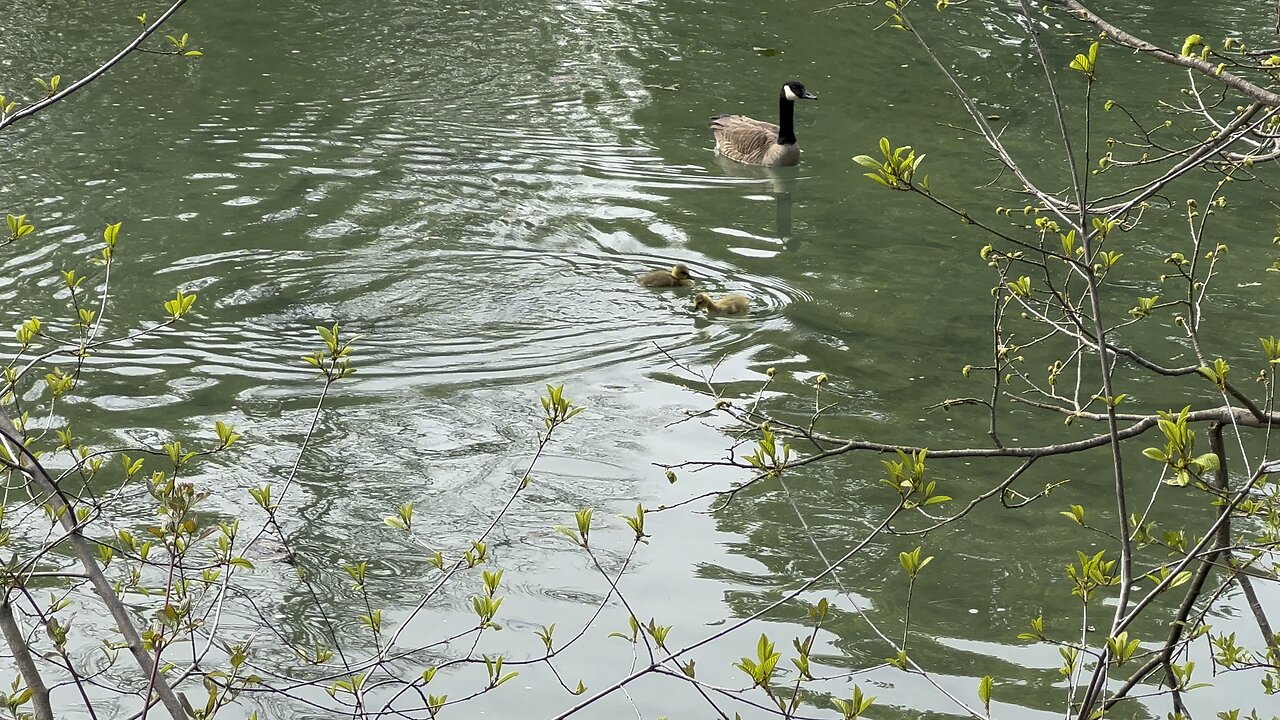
[781,80,817,102]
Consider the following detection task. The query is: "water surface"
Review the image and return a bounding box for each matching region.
[2,0,1277,717]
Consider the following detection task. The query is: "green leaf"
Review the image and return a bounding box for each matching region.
[978,675,994,705]
[1192,452,1220,473]
[1060,504,1085,525]
[552,525,581,545]
[1181,34,1203,57]
[215,419,242,449]
[1060,229,1076,255]
[164,290,198,319]
[1069,42,1099,77]
[1142,447,1168,462]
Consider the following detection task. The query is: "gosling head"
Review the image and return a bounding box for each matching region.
[781,80,817,102]
[692,293,713,311]
[671,263,692,281]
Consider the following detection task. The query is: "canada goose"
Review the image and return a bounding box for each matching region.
[693,292,749,314]
[710,80,817,167]
[638,264,694,287]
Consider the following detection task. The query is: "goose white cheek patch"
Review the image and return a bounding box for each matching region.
[783,86,798,102]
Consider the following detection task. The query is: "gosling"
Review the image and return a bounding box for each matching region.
[693,292,749,314]
[638,263,694,288]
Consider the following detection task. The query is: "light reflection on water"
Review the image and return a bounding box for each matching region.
[3,0,1275,717]
[5,0,825,716]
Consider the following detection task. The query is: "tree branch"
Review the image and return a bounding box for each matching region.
[0,414,187,720]
[0,596,53,720]
[1055,0,1280,108]
[726,404,1276,462]
[0,0,193,131]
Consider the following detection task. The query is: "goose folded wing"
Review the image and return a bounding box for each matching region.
[709,115,779,162]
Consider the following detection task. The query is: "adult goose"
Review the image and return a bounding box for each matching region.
[709,80,817,167]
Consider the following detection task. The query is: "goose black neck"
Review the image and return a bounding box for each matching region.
[777,93,797,145]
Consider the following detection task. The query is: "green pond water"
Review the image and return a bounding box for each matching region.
[3,0,1278,718]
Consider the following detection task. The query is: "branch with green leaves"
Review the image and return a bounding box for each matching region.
[0,0,201,132]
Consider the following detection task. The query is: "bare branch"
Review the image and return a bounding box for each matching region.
[0,597,53,720]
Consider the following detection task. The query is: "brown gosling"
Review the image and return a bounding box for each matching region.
[692,292,749,315]
[637,263,694,288]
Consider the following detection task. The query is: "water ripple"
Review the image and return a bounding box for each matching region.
[116,240,807,389]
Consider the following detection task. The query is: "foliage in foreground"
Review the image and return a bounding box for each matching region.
[3,1,1280,720]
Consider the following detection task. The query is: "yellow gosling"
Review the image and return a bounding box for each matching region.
[692,292,749,314]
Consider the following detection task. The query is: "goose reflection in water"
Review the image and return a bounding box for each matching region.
[713,155,801,252]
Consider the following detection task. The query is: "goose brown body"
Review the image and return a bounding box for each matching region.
[710,116,800,166]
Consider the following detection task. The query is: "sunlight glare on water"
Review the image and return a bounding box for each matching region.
[3,0,1276,717]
